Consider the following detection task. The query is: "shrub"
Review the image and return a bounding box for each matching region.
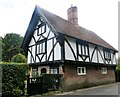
[11,53,26,63]
[1,63,29,96]
[41,74,62,92]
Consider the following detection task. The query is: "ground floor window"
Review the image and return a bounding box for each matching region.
[101,67,107,74]
[50,67,58,74]
[77,67,86,75]
[32,68,38,77]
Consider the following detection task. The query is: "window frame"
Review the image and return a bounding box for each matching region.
[32,68,38,77]
[50,67,59,74]
[101,67,107,75]
[77,67,86,75]
[36,21,46,36]
[104,49,111,61]
[36,39,47,55]
[78,44,89,57]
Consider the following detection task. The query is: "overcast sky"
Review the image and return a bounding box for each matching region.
[0,0,118,50]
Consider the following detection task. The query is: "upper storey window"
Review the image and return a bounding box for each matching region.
[36,22,46,36]
[36,39,46,55]
[78,44,88,56]
[77,39,89,56]
[77,40,89,61]
[104,49,111,60]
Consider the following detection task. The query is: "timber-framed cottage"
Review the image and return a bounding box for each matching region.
[22,5,117,91]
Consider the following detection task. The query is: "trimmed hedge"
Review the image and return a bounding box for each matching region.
[1,62,29,96]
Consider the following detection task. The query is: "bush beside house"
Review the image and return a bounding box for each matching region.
[11,53,26,63]
[116,58,120,82]
[1,63,29,96]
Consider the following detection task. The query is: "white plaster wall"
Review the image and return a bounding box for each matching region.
[85,58,89,62]
[41,55,46,62]
[68,37,77,56]
[27,50,31,64]
[78,44,81,54]
[42,25,51,38]
[97,46,104,63]
[65,41,74,60]
[89,44,96,62]
[47,31,55,39]
[111,51,116,64]
[54,42,61,60]
[78,56,83,61]
[47,39,53,61]
[29,37,36,46]
[113,54,116,64]
[31,45,35,63]
[65,36,76,60]
[92,50,98,63]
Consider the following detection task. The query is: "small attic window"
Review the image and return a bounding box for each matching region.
[37,23,46,36]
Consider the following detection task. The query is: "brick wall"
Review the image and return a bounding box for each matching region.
[61,64,115,91]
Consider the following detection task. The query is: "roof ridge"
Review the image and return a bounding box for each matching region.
[38,6,117,51]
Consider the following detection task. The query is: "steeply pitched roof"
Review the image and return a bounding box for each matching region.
[22,5,117,52]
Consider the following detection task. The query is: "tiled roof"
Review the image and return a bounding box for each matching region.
[22,6,117,52]
[39,7,117,51]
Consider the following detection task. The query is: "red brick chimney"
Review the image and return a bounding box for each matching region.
[67,5,78,25]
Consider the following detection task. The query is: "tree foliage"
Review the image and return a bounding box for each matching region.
[116,58,120,70]
[0,37,3,62]
[11,53,26,63]
[2,33,23,62]
[2,63,29,96]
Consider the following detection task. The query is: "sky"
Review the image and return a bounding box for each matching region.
[0,0,119,50]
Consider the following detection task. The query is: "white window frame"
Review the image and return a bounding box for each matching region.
[36,39,46,55]
[32,68,38,77]
[77,67,86,75]
[78,44,88,56]
[104,51,111,60]
[50,68,58,74]
[101,68,107,75]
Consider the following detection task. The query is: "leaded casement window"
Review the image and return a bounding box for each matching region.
[37,23,46,35]
[77,67,86,75]
[36,39,47,55]
[78,44,88,56]
[50,67,59,74]
[32,67,38,77]
[104,49,111,61]
[35,20,46,36]
[77,39,89,57]
[101,68,107,75]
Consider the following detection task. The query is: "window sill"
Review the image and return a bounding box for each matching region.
[78,73,86,76]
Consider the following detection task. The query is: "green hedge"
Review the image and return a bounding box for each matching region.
[11,53,26,63]
[1,62,29,96]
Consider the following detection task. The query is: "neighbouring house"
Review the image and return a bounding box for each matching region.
[21,5,117,91]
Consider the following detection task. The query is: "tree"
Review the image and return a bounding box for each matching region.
[2,33,24,62]
[116,58,120,70]
[0,37,3,62]
[11,53,26,63]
